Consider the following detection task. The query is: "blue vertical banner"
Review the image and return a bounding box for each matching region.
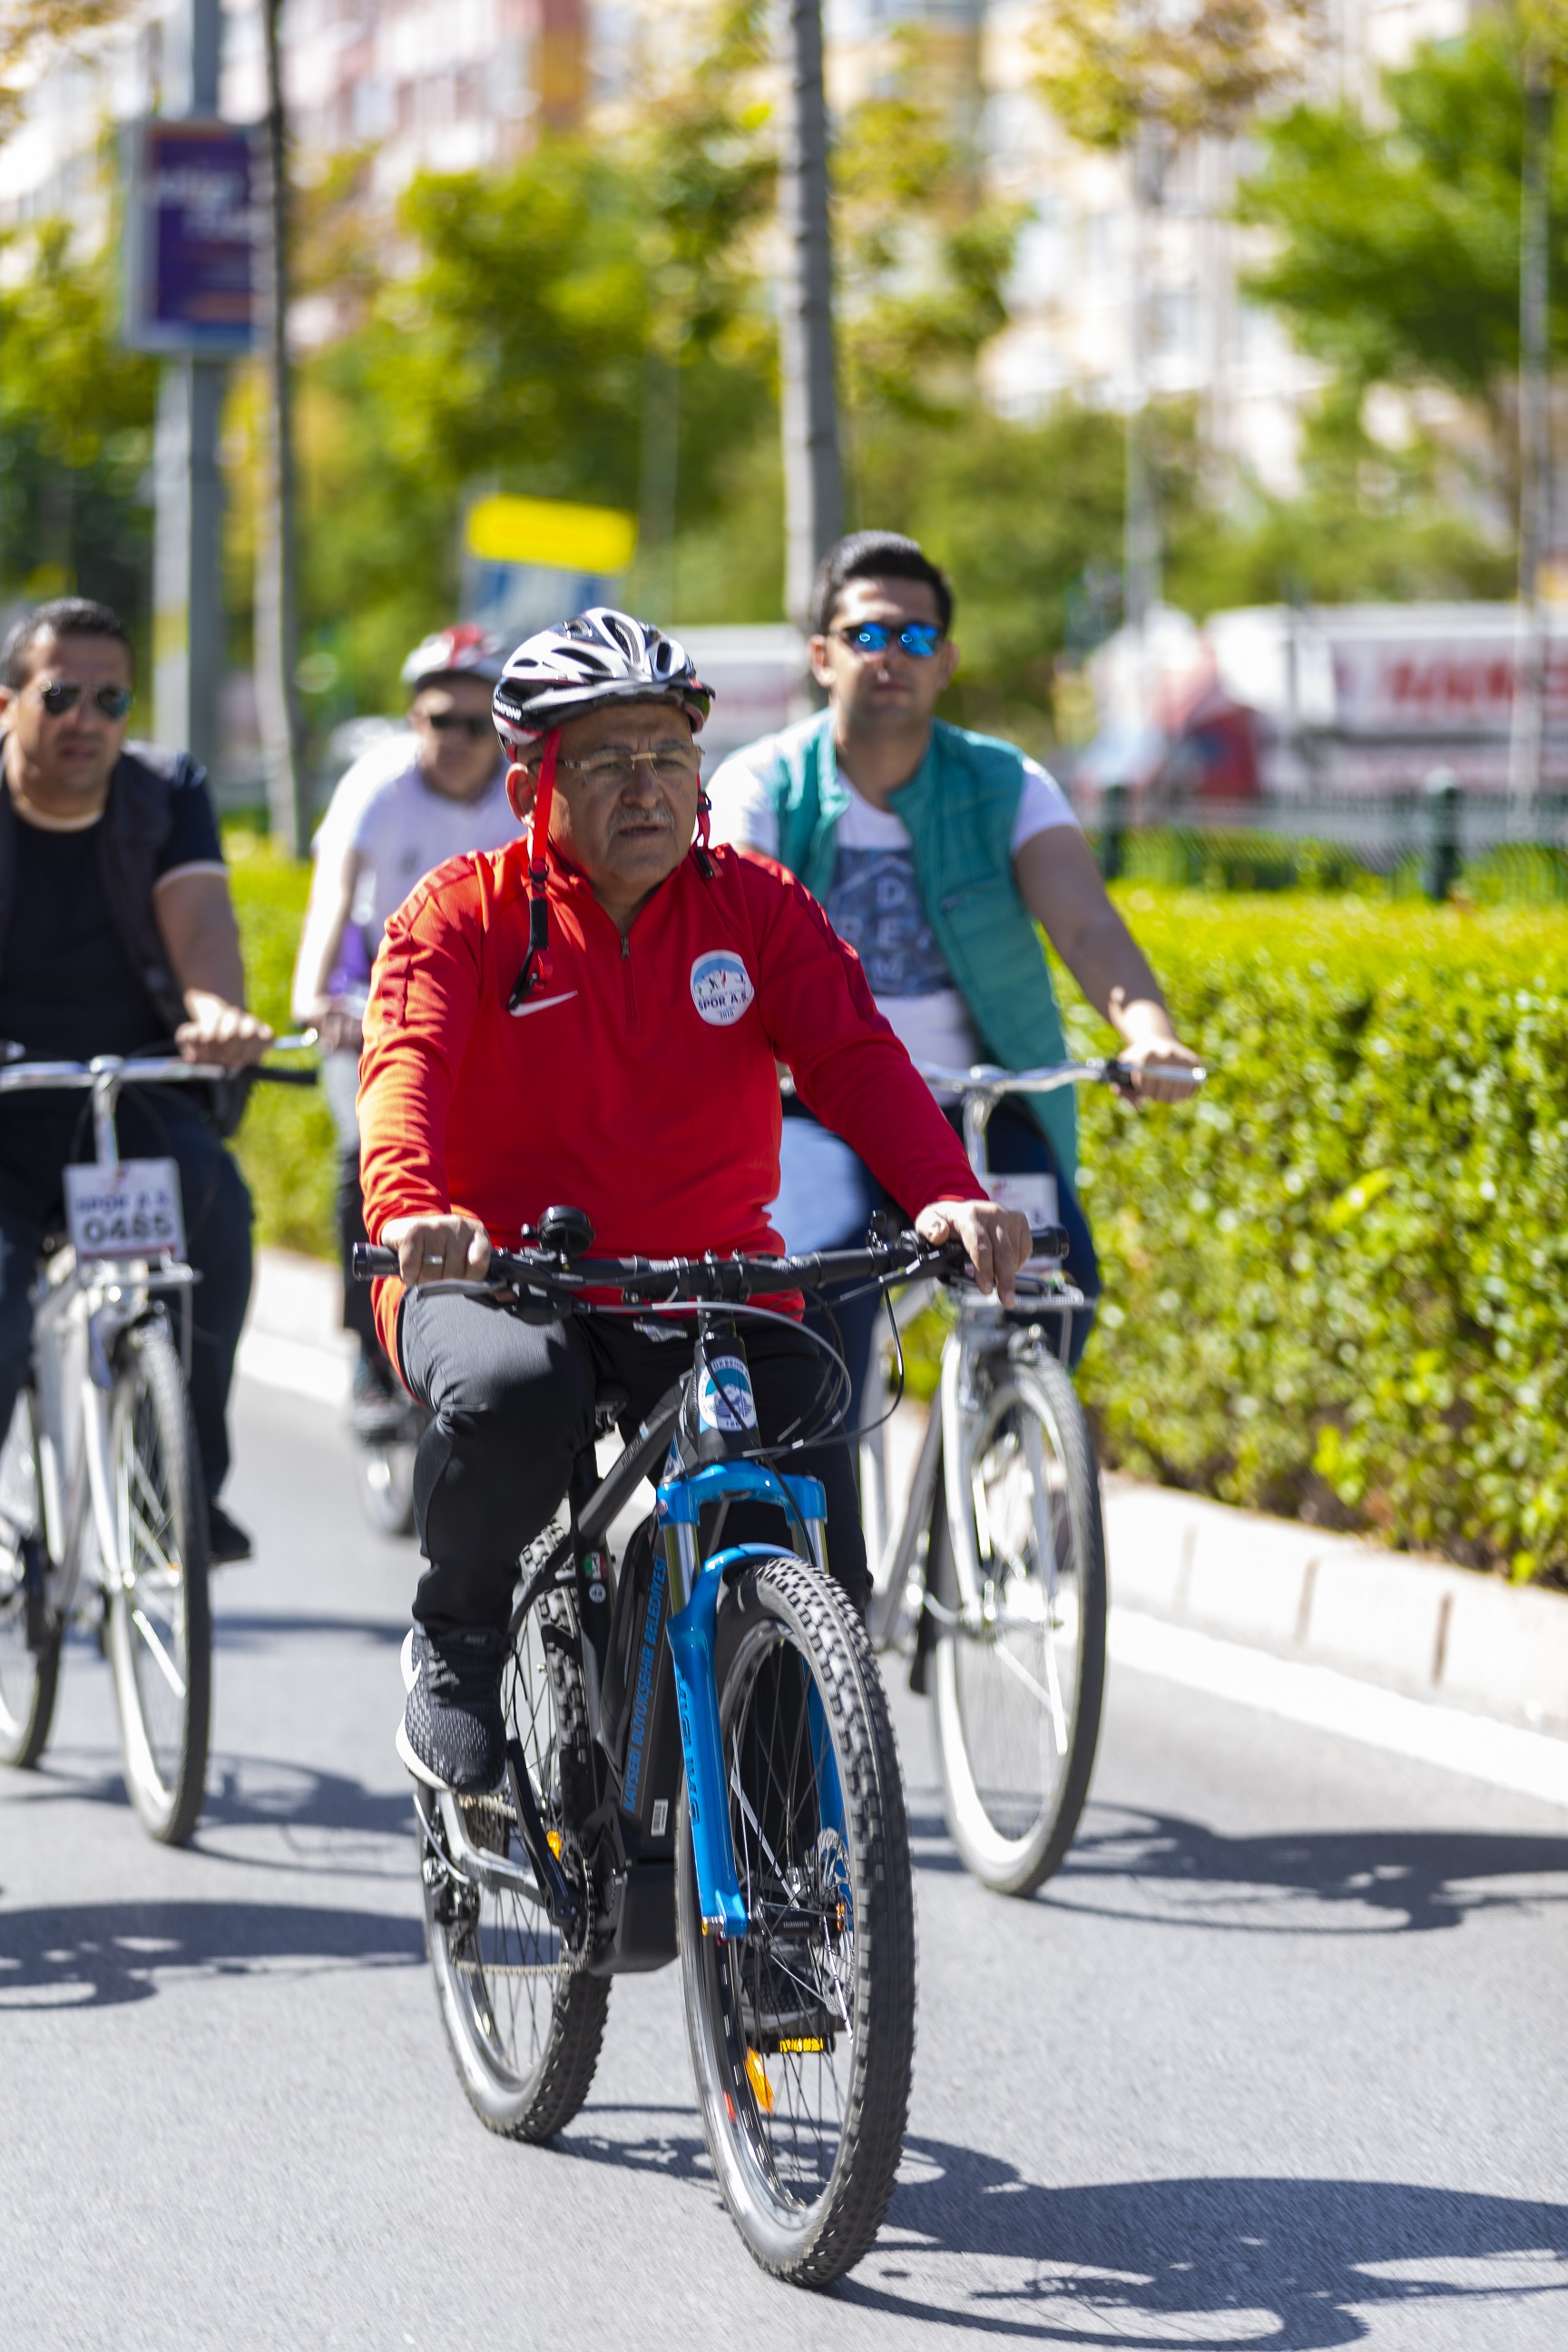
[122,118,257,356]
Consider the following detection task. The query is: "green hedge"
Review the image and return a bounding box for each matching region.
[228,835,339,1260]
[1068,890,1568,1583]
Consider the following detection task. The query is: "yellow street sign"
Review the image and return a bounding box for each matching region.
[465,495,637,574]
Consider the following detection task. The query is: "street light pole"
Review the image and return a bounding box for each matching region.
[254,0,309,856]
[152,0,224,777]
[778,0,843,632]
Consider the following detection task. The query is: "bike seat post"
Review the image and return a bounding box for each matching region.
[89,1064,122,1170]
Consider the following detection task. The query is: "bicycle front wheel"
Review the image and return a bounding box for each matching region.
[0,1392,60,1769]
[358,1438,417,1535]
[105,1321,212,1845]
[679,1554,916,2288]
[932,1349,1106,1897]
[422,1579,609,2140]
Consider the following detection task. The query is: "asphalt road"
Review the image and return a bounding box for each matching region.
[5,1373,1567,2352]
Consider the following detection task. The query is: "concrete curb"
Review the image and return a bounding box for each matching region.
[240,1247,1568,1742]
[1102,1475,1568,1738]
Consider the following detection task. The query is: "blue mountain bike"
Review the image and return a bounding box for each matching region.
[357,1213,1065,2283]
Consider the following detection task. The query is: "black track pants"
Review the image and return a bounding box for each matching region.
[397,1290,868,1633]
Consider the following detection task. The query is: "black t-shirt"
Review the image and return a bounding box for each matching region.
[0,769,224,1062]
[0,759,225,1203]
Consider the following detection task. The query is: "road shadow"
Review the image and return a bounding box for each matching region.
[839,2145,1568,2346]
[1038,1803,1568,1936]
[211,1611,407,1652]
[0,1896,423,2008]
[2,1749,414,1856]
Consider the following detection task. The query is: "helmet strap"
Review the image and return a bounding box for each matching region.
[692,787,714,880]
[508,729,559,1009]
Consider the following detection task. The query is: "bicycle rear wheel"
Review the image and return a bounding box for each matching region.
[358,1438,417,1535]
[0,1393,60,1770]
[421,1580,609,2140]
[932,1349,1106,1897]
[679,1553,916,2288]
[105,1320,212,1845]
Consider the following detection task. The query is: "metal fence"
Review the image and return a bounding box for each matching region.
[1083,779,1568,903]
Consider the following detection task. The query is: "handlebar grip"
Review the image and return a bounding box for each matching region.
[253,1065,319,1088]
[1030,1223,1070,1262]
[351,1243,399,1283]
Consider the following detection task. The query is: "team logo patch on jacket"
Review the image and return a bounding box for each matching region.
[690,951,754,1026]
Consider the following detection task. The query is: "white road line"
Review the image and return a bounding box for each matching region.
[1111,1607,1568,1811]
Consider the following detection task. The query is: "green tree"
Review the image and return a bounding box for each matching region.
[0,220,158,643]
[291,23,778,710]
[1239,16,1568,445]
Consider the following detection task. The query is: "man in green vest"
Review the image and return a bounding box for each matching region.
[706,529,1200,1401]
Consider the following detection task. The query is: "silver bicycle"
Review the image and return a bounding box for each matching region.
[860,1055,1201,1897]
[0,1043,311,1843]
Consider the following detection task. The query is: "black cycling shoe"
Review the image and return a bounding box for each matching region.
[397,1624,507,1793]
[207,1501,253,1565]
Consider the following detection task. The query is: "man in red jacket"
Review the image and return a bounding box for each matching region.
[358,610,1029,1793]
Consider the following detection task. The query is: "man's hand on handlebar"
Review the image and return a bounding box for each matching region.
[175,992,274,1070]
[916,1199,1033,1307]
[380,1212,493,1287]
[1111,1031,1204,1106]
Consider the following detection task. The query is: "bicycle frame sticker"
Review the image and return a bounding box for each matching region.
[696,1354,758,1435]
[622,1545,669,1814]
[64,1160,185,1262]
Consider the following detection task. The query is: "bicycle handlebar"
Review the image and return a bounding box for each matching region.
[352,1223,1071,1305]
[0,1035,319,1093]
[913,1054,1206,1096]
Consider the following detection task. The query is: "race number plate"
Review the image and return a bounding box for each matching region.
[985,1172,1059,1233]
[64,1159,186,1262]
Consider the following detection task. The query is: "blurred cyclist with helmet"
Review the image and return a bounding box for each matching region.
[356,608,1030,1793]
[292,625,516,1423]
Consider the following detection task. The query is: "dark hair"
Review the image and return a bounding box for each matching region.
[2,597,133,690]
[809,532,954,637]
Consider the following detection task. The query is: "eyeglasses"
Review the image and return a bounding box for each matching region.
[424,711,495,740]
[553,748,701,788]
[37,681,133,720]
[833,622,945,661]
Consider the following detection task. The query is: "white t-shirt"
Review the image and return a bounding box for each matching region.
[348,759,518,942]
[705,743,1077,1087]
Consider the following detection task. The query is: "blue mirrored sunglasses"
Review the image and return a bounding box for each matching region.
[834,622,945,660]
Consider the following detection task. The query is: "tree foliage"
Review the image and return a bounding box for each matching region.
[0,0,131,143]
[1239,17,1568,421]
[1036,0,1322,149]
[0,221,157,636]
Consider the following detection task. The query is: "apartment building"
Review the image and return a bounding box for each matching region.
[0,0,1480,491]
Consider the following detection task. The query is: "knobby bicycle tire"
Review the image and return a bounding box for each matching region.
[931,1348,1107,1897]
[679,1553,916,2288]
[105,1320,212,1846]
[423,1581,610,2140]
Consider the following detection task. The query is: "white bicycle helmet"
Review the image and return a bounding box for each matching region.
[492,608,712,757]
[401,623,507,693]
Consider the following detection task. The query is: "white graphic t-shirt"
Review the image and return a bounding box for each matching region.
[705,750,1076,1089]
[349,760,517,944]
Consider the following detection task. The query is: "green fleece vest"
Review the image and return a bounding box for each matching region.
[760,710,1076,1181]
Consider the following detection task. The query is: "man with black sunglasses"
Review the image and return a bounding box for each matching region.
[291,624,516,1421]
[0,595,270,1562]
[707,529,1201,1413]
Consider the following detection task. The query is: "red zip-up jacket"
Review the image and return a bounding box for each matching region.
[357,838,985,1363]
